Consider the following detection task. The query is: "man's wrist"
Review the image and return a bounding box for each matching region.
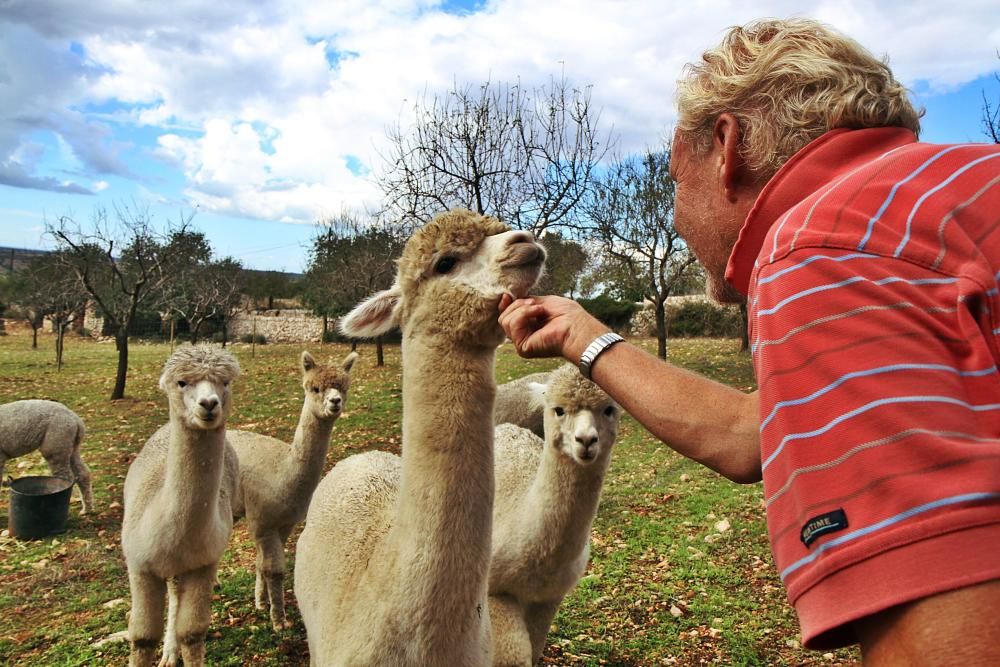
[578,332,624,380]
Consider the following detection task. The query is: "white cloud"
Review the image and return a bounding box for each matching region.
[2,0,998,224]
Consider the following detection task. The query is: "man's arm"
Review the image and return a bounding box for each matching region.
[499,295,761,483]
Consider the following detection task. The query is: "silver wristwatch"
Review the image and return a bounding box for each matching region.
[578,333,624,380]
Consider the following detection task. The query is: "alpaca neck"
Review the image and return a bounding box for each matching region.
[287,404,336,488]
[525,438,609,563]
[163,418,227,523]
[390,333,496,635]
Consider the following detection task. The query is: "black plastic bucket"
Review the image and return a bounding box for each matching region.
[7,476,73,540]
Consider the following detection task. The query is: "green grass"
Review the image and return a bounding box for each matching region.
[0,326,859,665]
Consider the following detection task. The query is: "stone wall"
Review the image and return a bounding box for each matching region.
[228,309,325,343]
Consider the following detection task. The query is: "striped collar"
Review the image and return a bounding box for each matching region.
[724,127,918,297]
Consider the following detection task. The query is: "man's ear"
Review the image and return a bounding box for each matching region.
[714,112,744,199]
[339,285,402,339]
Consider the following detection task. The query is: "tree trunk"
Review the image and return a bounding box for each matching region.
[56,320,65,371]
[112,329,129,400]
[376,336,384,367]
[322,315,328,344]
[739,303,750,353]
[655,300,668,360]
[221,322,228,348]
[31,322,39,349]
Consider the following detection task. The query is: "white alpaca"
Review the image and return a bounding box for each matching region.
[294,209,546,666]
[228,349,357,631]
[121,345,241,667]
[489,363,621,666]
[0,399,94,514]
[494,371,551,437]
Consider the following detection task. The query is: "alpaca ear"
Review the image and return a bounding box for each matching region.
[158,372,170,392]
[301,351,316,372]
[528,382,548,408]
[339,286,401,339]
[342,351,359,373]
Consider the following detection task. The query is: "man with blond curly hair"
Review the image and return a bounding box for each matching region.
[500,17,1000,664]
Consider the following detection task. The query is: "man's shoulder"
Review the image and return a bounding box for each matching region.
[762,140,1000,275]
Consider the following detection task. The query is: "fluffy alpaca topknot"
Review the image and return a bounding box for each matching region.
[545,363,616,412]
[159,345,241,390]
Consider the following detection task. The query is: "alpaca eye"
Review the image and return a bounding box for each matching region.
[434,256,458,274]
[604,405,616,417]
[312,387,320,393]
[554,407,565,417]
[177,381,187,388]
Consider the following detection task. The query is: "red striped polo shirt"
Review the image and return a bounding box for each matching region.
[726,127,1000,648]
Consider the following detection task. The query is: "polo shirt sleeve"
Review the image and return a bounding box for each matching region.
[749,246,1000,648]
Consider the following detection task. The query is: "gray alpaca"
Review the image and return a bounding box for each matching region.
[121,346,241,667]
[0,399,94,514]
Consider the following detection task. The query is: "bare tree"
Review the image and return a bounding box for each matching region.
[378,75,614,233]
[46,203,195,400]
[587,147,697,359]
[983,63,1000,143]
[303,212,404,366]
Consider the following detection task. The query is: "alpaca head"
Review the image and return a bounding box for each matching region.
[534,364,620,466]
[158,345,241,430]
[338,209,545,348]
[300,350,358,421]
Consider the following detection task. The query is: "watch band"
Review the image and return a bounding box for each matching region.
[578,333,624,380]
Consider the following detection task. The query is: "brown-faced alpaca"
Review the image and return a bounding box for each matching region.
[121,346,241,667]
[228,350,358,631]
[294,209,546,666]
[0,399,94,514]
[489,363,621,666]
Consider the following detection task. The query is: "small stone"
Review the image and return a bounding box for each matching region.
[785,639,801,649]
[823,653,835,660]
[669,605,683,618]
[102,597,126,609]
[680,474,691,482]
[714,519,731,533]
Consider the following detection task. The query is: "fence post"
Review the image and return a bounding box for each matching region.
[251,316,257,359]
[169,318,176,352]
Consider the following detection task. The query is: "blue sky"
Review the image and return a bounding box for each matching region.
[1,1,998,272]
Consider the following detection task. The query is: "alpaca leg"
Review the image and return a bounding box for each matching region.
[254,547,267,610]
[488,595,533,667]
[127,570,166,667]
[259,533,291,631]
[69,446,94,514]
[158,578,180,667]
[173,566,215,667]
[524,600,560,665]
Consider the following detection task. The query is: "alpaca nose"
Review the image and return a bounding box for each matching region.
[330,396,342,409]
[508,230,535,246]
[199,396,219,412]
[575,433,598,449]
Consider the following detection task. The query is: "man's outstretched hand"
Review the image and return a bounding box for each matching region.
[498,294,610,361]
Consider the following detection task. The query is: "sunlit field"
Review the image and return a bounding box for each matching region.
[0,325,859,665]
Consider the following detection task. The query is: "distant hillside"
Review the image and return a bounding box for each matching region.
[0,246,51,274]
[0,247,302,279]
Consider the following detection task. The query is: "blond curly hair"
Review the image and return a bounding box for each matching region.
[676,18,922,179]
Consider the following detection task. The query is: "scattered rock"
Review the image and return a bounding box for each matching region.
[679,474,691,482]
[92,630,129,647]
[102,597,126,609]
[714,519,731,533]
[669,605,683,618]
